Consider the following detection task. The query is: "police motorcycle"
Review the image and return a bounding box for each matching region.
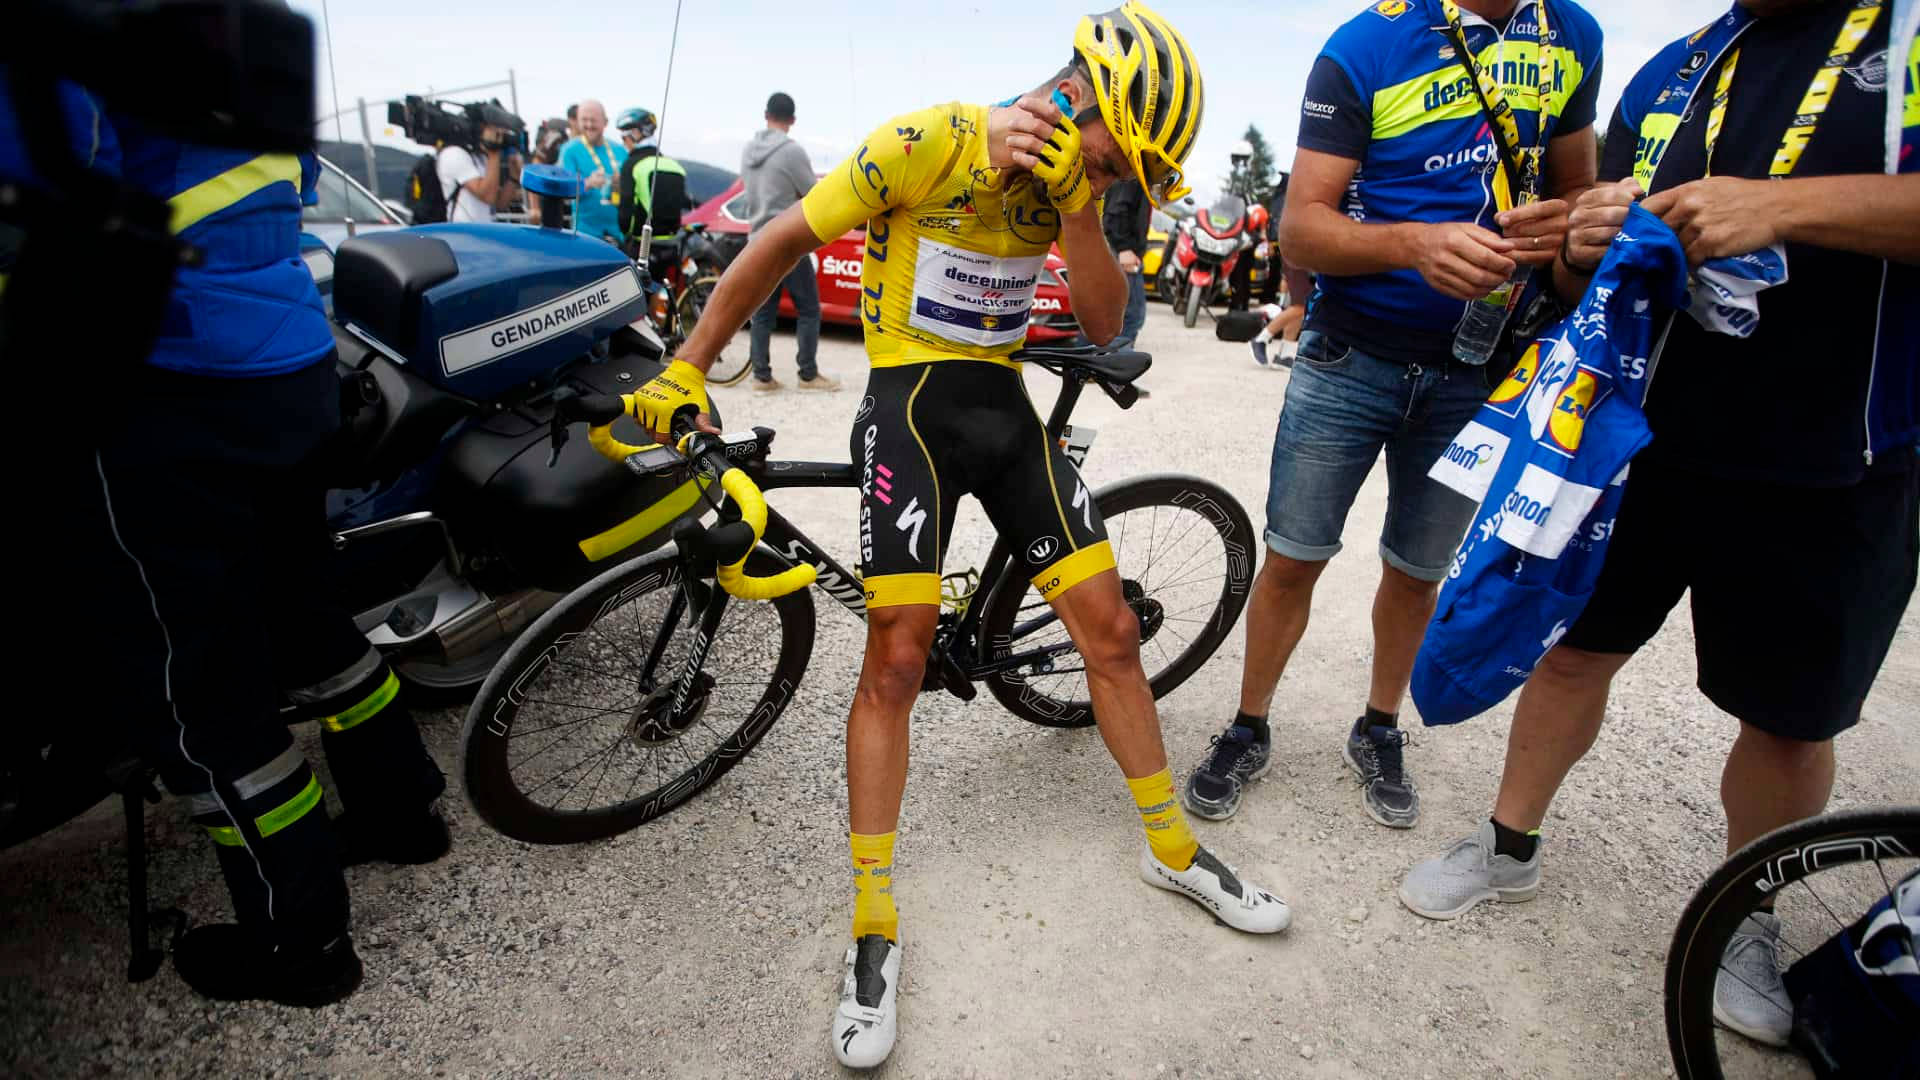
[1163,191,1254,329]
[323,163,718,698]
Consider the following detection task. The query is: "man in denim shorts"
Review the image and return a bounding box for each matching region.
[1181,0,1603,830]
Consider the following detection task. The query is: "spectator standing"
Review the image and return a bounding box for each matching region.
[1102,177,1150,349]
[616,108,691,266]
[1249,262,1312,368]
[560,100,627,243]
[1180,0,1604,831]
[1402,0,1918,1049]
[741,91,834,391]
[528,117,572,229]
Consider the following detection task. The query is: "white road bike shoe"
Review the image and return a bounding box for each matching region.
[830,934,900,1068]
[1140,843,1293,934]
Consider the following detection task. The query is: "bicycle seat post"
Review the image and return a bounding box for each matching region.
[1043,368,1089,440]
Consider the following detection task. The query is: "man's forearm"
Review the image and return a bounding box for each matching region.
[1281,201,1421,277]
[1059,208,1123,344]
[1778,174,1920,263]
[467,151,503,204]
[674,209,818,372]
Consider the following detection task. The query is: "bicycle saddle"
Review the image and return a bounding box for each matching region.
[1011,344,1152,385]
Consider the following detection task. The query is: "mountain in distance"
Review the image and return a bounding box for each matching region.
[319,140,738,206]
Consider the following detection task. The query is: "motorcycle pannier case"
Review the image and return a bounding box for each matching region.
[438,359,721,593]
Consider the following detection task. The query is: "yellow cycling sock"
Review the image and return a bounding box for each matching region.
[850,831,899,942]
[1128,768,1199,871]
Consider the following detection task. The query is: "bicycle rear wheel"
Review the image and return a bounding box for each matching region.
[978,474,1255,728]
[1665,806,1920,1080]
[459,547,815,844]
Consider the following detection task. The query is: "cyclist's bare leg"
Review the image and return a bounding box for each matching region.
[1235,552,1328,717]
[847,604,940,834]
[1722,724,1834,855]
[1489,645,1629,831]
[1367,560,1441,715]
[1047,568,1165,777]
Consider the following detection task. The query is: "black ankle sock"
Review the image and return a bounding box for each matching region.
[1233,711,1269,743]
[1490,817,1538,861]
[1362,706,1398,730]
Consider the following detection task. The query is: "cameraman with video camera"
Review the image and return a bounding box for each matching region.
[437,114,518,224]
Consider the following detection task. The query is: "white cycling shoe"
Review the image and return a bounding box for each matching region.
[830,934,901,1068]
[1140,843,1293,934]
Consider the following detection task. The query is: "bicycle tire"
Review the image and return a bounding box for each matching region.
[1664,805,1920,1080]
[978,473,1255,728]
[459,546,815,844]
[687,276,752,387]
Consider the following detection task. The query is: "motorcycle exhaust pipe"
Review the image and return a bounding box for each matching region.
[423,588,563,667]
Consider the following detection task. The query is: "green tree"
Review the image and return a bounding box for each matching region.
[1226,123,1278,205]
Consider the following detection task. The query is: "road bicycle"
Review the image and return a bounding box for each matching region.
[1664,804,1919,1078]
[458,345,1256,844]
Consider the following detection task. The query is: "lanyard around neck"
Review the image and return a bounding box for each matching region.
[578,139,611,177]
[1439,0,1557,210]
[1704,0,1884,178]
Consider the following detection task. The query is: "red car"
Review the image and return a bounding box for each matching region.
[685,179,1081,341]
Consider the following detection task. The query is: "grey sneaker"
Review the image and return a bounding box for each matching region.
[1343,720,1419,828]
[1180,724,1271,821]
[1399,821,1542,920]
[1714,912,1792,1047]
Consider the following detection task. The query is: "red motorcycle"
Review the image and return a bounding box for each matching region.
[1162,192,1254,328]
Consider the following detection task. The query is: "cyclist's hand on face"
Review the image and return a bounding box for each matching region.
[1562,179,1644,272]
[1411,221,1517,301]
[1030,110,1092,215]
[1496,197,1572,268]
[989,94,1064,172]
[1641,176,1782,266]
[627,359,712,443]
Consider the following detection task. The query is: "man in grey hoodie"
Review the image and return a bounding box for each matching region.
[742,92,834,391]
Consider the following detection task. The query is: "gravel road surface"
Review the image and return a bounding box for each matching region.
[5,305,1915,1079]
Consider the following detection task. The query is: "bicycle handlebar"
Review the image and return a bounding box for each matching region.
[561,391,816,602]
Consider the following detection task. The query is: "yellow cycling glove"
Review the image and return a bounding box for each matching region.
[627,359,710,440]
[1033,112,1092,216]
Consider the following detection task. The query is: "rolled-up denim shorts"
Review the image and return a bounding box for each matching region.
[1263,329,1486,581]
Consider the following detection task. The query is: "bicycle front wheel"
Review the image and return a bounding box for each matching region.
[460,547,815,844]
[686,276,752,386]
[978,474,1255,728]
[1664,805,1920,1080]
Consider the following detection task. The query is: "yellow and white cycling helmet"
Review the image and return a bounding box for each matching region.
[1072,1,1203,207]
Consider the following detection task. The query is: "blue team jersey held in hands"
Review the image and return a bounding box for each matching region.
[1411,205,1690,727]
[1297,0,1604,362]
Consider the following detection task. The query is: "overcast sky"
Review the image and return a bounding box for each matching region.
[294,0,1732,200]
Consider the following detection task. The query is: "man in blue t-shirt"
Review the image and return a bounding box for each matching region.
[559,99,628,242]
[1182,0,1603,833]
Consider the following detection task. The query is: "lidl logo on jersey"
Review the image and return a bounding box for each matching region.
[1546,369,1599,456]
[1485,342,1540,417]
[1372,0,1409,20]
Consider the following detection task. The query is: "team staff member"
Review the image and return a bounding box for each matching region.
[1183,0,1603,830]
[620,4,1291,1068]
[73,115,449,1004]
[1403,0,1919,1048]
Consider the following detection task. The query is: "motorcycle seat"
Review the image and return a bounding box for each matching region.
[333,232,460,359]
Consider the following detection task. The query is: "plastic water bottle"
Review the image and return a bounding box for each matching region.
[1452,266,1531,366]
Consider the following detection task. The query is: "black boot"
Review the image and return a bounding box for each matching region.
[173,924,362,1007]
[334,807,451,867]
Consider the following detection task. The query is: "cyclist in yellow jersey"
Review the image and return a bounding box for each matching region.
[626,5,1290,1066]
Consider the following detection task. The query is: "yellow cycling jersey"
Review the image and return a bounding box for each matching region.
[801,103,1064,369]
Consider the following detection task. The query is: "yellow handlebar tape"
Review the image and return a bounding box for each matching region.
[581,406,814,602]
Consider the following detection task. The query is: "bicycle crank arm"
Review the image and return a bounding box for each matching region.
[966,638,1082,679]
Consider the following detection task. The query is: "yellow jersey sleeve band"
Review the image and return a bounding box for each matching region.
[1032,540,1115,602]
[863,572,943,610]
[802,103,1066,368]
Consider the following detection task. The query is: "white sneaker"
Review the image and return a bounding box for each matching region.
[1713,912,1793,1047]
[1139,843,1292,933]
[831,934,900,1068]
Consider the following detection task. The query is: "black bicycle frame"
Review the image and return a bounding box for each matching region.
[739,368,1101,680]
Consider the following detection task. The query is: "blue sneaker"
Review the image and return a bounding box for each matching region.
[1342,720,1419,828]
[1249,338,1270,367]
[1181,724,1272,821]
